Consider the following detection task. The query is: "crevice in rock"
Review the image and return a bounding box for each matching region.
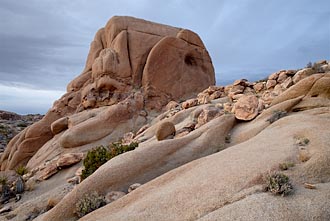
[126,31,133,82]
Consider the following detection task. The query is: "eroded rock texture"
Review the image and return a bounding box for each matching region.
[0,16,215,171]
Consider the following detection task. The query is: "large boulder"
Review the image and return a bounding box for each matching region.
[0,16,215,171]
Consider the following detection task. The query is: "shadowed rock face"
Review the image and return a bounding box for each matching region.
[0,16,215,171]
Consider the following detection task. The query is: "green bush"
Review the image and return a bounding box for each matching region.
[264,172,293,196]
[0,176,7,185]
[15,165,29,176]
[81,146,111,180]
[109,141,138,156]
[81,142,138,180]
[75,191,106,218]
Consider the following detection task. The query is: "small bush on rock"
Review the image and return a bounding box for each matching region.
[81,142,138,180]
[0,176,7,185]
[109,141,138,156]
[81,146,111,180]
[264,172,293,196]
[75,191,106,218]
[267,110,288,123]
[279,162,295,171]
[15,165,29,176]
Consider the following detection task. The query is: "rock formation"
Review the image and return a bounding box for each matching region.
[0,16,215,171]
[0,16,329,221]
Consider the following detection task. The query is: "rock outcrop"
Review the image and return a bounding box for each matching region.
[0,16,215,171]
[1,15,329,221]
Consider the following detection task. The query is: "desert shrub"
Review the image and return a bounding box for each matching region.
[109,141,138,156]
[81,146,111,180]
[279,162,295,171]
[81,142,138,180]
[294,136,310,146]
[225,133,231,143]
[266,110,288,123]
[306,61,313,68]
[15,165,29,176]
[0,176,7,185]
[75,191,106,218]
[264,172,293,196]
[17,122,28,127]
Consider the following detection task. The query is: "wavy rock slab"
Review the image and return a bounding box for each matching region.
[38,114,235,221]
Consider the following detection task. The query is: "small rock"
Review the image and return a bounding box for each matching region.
[67,176,79,185]
[15,194,21,202]
[281,77,293,89]
[196,106,222,128]
[56,153,84,169]
[292,68,315,84]
[233,79,248,86]
[128,183,141,193]
[0,205,11,214]
[182,99,198,109]
[277,72,288,83]
[165,101,179,111]
[156,121,176,141]
[197,93,210,104]
[202,85,219,95]
[253,82,264,92]
[209,90,223,100]
[320,64,330,72]
[121,132,136,145]
[229,85,245,96]
[231,94,245,101]
[273,84,283,96]
[304,183,316,189]
[234,95,260,121]
[266,80,277,89]
[39,163,58,180]
[22,172,33,182]
[105,191,126,204]
[261,90,276,105]
[223,103,233,113]
[268,72,279,80]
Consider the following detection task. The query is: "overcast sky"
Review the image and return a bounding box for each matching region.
[0,0,329,114]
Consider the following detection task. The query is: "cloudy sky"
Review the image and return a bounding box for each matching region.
[0,0,329,114]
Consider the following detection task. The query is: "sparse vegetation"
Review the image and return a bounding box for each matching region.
[81,146,111,180]
[81,142,138,180]
[266,110,288,123]
[0,176,7,185]
[17,122,28,127]
[75,191,106,218]
[15,165,29,176]
[306,61,313,68]
[109,141,138,156]
[279,162,295,171]
[294,136,310,146]
[264,172,293,196]
[225,133,231,143]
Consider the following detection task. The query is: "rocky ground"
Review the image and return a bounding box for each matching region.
[0,16,329,221]
[0,111,43,153]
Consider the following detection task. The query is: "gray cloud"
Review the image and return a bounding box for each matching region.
[0,0,329,113]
